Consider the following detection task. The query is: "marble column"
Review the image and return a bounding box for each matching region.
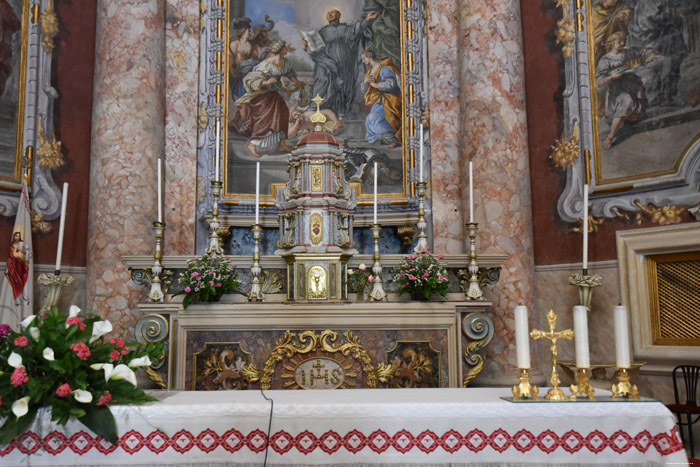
[87,0,165,336]
[458,0,536,383]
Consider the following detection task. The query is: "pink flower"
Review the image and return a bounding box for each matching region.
[110,349,121,361]
[97,391,112,406]
[209,281,214,286]
[216,282,221,287]
[438,275,447,281]
[70,342,91,360]
[408,274,417,281]
[410,267,416,272]
[184,286,191,293]
[368,275,375,283]
[56,383,71,397]
[438,254,444,259]
[10,367,29,387]
[358,263,366,271]
[421,247,426,253]
[66,316,86,331]
[109,338,125,349]
[14,336,28,347]
[408,255,413,260]
[121,347,129,356]
[192,271,199,276]
[404,281,409,286]
[422,272,429,278]
[0,395,2,406]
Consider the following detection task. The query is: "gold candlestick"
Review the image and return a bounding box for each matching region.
[413,182,429,252]
[569,367,595,400]
[369,223,387,301]
[206,180,223,255]
[148,221,166,301]
[512,368,539,400]
[465,222,483,300]
[249,223,264,302]
[568,272,602,310]
[531,310,574,401]
[611,367,639,400]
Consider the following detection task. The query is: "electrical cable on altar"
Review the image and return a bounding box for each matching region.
[260,388,274,466]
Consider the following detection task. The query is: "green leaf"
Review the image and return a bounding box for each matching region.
[79,405,117,445]
[0,408,38,445]
[69,407,86,418]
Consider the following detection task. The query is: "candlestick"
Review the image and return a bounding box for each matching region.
[413,182,429,252]
[570,367,595,401]
[573,305,590,368]
[614,305,631,368]
[368,223,387,301]
[249,224,264,301]
[206,181,223,255]
[469,161,474,223]
[512,368,539,400]
[37,272,75,311]
[157,158,163,223]
[215,119,221,181]
[55,182,68,272]
[582,184,588,270]
[514,305,530,369]
[148,221,166,301]
[464,222,483,300]
[255,161,260,224]
[373,161,378,224]
[419,123,423,183]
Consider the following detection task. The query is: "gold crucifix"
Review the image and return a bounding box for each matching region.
[530,309,574,401]
[310,93,327,128]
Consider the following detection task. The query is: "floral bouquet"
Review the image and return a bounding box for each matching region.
[347,263,375,300]
[0,306,163,445]
[393,250,449,300]
[175,253,245,309]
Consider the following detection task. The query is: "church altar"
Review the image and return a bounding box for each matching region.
[1,387,685,466]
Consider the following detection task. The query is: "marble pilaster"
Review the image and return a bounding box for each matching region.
[457,0,535,382]
[87,0,166,336]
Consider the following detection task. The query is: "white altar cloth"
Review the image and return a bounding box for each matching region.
[1,387,686,466]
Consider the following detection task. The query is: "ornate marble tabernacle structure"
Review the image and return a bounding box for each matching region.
[275,110,357,301]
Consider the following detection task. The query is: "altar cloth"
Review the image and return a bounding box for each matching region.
[1,387,687,465]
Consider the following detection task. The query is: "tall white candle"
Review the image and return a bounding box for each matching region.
[573,305,590,368]
[514,305,530,369]
[157,158,163,223]
[373,162,378,224]
[55,182,68,272]
[215,120,221,181]
[419,123,423,183]
[614,305,631,368]
[582,184,589,269]
[255,161,260,225]
[469,161,474,223]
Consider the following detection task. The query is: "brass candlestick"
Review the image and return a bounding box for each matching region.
[206,180,223,255]
[465,222,483,300]
[531,310,574,401]
[368,223,387,301]
[570,367,595,400]
[512,368,539,400]
[37,271,75,311]
[568,272,602,310]
[148,221,166,301]
[611,367,639,400]
[249,223,264,301]
[414,182,429,253]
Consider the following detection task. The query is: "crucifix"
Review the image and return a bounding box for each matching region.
[530,309,574,401]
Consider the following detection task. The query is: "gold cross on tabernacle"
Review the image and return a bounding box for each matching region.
[530,309,574,401]
[310,94,327,126]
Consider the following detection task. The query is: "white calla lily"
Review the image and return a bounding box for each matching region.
[42,347,55,361]
[8,352,22,368]
[68,305,81,317]
[72,389,93,403]
[128,356,151,368]
[29,327,40,341]
[90,363,108,370]
[20,314,36,329]
[89,320,112,344]
[107,364,137,386]
[12,396,31,418]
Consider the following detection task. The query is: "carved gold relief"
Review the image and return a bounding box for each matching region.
[309,213,323,245]
[311,165,323,191]
[146,366,167,389]
[36,117,64,170]
[193,342,253,390]
[634,202,688,226]
[307,265,327,299]
[549,122,579,170]
[198,103,209,129]
[571,212,604,234]
[261,270,283,294]
[40,2,59,52]
[555,17,576,58]
[30,210,52,234]
[396,225,417,247]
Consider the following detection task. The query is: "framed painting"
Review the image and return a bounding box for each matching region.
[196,0,429,251]
[555,0,700,223]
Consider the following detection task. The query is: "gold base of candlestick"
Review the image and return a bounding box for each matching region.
[570,367,595,400]
[512,368,539,400]
[249,224,264,302]
[611,367,639,400]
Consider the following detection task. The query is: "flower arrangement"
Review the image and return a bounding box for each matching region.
[393,250,449,300]
[176,253,244,309]
[0,305,163,445]
[347,263,375,300]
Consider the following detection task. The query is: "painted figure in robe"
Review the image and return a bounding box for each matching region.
[361,49,401,147]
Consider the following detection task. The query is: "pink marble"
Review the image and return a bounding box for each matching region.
[87,0,166,337]
[163,0,199,255]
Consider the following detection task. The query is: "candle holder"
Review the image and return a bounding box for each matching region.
[568,272,602,310]
[148,221,166,301]
[369,223,387,301]
[414,181,429,253]
[569,367,595,400]
[531,310,574,401]
[206,180,224,255]
[512,368,539,400]
[611,367,639,400]
[37,271,75,311]
[249,223,264,302]
[465,222,483,300]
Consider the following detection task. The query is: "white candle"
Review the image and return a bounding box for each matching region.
[419,123,423,183]
[469,161,474,223]
[157,158,163,223]
[614,305,631,368]
[215,119,221,181]
[55,182,68,272]
[514,305,530,369]
[255,161,260,225]
[582,184,589,269]
[373,161,378,224]
[573,305,590,368]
